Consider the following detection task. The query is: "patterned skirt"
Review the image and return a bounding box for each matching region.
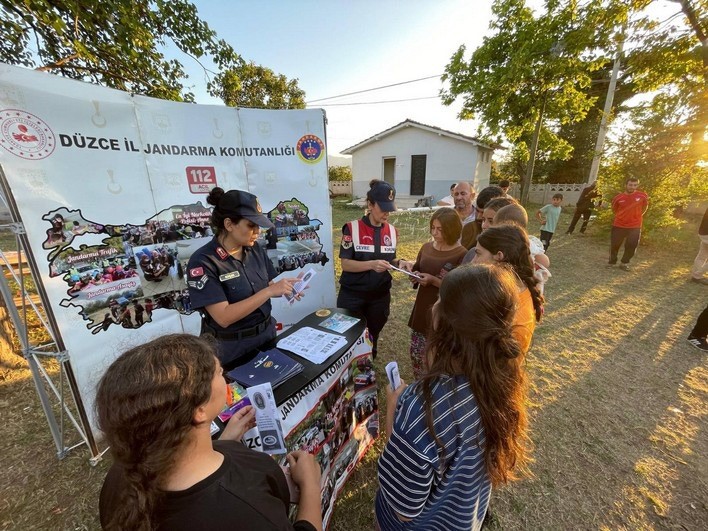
[409,330,427,380]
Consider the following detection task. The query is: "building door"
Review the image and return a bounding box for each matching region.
[410,155,427,195]
[383,157,395,185]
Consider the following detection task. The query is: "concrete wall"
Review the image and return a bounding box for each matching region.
[351,127,491,201]
[329,181,352,196]
[508,183,585,206]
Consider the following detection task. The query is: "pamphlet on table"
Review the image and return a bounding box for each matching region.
[318,312,360,334]
[277,326,348,364]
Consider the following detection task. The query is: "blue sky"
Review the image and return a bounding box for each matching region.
[185,0,679,156]
[187,0,493,155]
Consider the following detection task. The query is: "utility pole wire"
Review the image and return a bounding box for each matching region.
[306,74,442,104]
[308,96,439,107]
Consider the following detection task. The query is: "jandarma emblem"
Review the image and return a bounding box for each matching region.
[296,134,325,164]
[0,110,56,160]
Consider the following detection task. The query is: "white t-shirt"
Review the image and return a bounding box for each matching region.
[438,195,454,206]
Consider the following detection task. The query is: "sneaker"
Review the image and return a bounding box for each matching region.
[687,336,708,352]
[690,277,708,286]
[606,263,617,269]
[619,263,630,271]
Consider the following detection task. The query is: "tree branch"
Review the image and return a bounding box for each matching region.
[672,0,707,86]
[36,54,79,71]
[38,62,150,90]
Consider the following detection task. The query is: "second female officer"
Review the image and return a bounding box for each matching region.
[337,179,411,358]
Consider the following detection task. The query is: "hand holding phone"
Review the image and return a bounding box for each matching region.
[385,361,401,391]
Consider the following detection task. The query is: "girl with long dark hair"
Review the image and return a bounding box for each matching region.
[97,334,322,531]
[376,265,531,530]
[474,223,544,353]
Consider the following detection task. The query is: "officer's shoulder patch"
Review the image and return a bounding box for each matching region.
[187,274,209,290]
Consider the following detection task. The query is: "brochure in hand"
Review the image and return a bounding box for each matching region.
[226,348,304,389]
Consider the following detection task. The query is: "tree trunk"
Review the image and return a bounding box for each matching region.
[522,92,547,205]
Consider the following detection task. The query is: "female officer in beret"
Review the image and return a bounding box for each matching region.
[187,187,300,367]
[337,179,411,358]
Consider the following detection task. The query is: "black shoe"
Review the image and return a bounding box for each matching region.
[687,336,708,352]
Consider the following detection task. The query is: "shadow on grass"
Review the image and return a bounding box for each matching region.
[486,228,707,530]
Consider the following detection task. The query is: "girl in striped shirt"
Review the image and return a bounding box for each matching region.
[376,264,531,530]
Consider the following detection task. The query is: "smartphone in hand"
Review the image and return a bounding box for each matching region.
[385,362,401,391]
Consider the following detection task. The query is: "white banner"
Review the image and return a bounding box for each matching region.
[0,63,336,438]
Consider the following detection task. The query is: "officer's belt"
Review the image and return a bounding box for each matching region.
[202,316,270,341]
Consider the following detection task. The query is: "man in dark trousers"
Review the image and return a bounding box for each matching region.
[687,305,708,352]
[690,207,707,285]
[567,181,601,234]
[607,177,649,271]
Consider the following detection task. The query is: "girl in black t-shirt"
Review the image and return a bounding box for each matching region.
[97,334,322,531]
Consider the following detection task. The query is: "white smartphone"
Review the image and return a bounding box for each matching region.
[385,361,401,391]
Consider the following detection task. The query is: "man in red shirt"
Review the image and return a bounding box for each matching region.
[608,177,649,271]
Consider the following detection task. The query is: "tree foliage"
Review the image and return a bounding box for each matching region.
[328,165,352,182]
[0,0,305,108]
[442,0,620,172]
[445,0,706,231]
[210,62,305,109]
[594,0,707,233]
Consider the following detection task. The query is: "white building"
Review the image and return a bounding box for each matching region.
[341,119,499,204]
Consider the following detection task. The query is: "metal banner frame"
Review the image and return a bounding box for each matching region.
[0,168,101,462]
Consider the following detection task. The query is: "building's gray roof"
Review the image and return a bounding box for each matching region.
[341,119,503,154]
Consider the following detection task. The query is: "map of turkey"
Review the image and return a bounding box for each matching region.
[42,198,327,335]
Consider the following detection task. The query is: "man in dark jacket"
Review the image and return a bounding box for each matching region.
[566,182,601,234]
[690,207,708,285]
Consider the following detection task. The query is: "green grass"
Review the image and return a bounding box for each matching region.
[1,204,706,530]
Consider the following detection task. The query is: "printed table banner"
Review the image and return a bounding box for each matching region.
[241,332,377,529]
[0,63,335,441]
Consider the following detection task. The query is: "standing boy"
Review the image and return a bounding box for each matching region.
[536,193,563,251]
[608,177,649,271]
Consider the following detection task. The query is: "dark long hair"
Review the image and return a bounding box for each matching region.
[477,224,544,321]
[96,334,217,531]
[420,264,530,487]
[207,187,243,237]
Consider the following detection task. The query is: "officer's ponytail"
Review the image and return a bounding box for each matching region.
[207,187,228,236]
[366,179,383,205]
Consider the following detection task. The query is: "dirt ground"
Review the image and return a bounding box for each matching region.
[1,203,706,530]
